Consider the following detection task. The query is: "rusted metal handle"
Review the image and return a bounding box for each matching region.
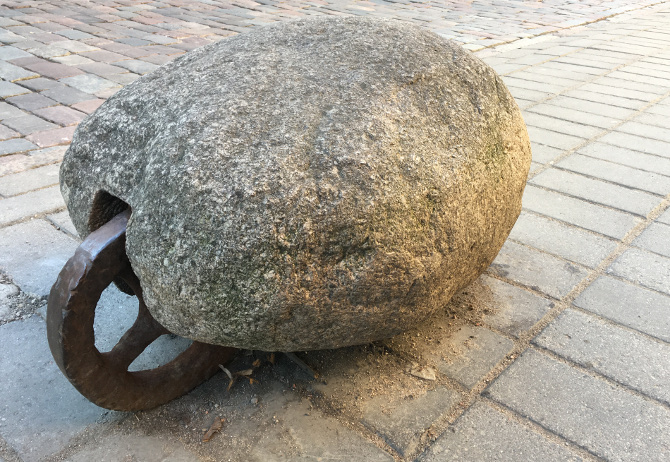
[47,210,237,411]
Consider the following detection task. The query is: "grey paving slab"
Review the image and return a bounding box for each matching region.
[530,168,661,216]
[509,211,617,268]
[479,275,554,337]
[599,131,670,159]
[424,324,514,389]
[528,142,563,164]
[0,81,29,98]
[113,58,159,74]
[0,138,37,155]
[420,400,582,462]
[525,126,587,151]
[547,95,637,119]
[0,146,65,177]
[556,154,670,196]
[0,102,25,121]
[486,349,670,462]
[489,241,589,299]
[0,317,108,462]
[575,275,670,343]
[576,82,661,103]
[0,162,59,196]
[608,247,670,295]
[0,60,37,81]
[362,386,460,456]
[577,141,670,177]
[41,85,95,105]
[521,185,641,239]
[633,111,670,129]
[2,114,58,135]
[59,74,119,94]
[0,46,31,61]
[633,222,670,258]
[535,308,670,405]
[522,112,603,139]
[0,185,65,226]
[0,219,77,296]
[615,120,670,144]
[46,210,78,237]
[659,207,670,225]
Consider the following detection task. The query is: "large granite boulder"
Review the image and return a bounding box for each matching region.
[60,17,531,351]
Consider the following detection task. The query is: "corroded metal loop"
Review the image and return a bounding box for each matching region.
[47,209,238,412]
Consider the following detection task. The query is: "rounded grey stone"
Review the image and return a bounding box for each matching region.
[60,17,531,351]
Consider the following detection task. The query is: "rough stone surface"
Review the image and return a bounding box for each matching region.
[61,17,531,351]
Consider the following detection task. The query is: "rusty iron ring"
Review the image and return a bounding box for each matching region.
[47,209,238,411]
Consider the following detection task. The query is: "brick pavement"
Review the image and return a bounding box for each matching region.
[1,1,669,461]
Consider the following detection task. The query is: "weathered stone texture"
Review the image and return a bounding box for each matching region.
[60,17,531,350]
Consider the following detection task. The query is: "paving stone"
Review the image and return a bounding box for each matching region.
[521,185,641,239]
[4,92,57,111]
[576,82,660,103]
[479,275,554,337]
[525,126,587,151]
[2,114,57,135]
[522,113,603,139]
[0,146,64,177]
[14,77,65,91]
[0,125,18,141]
[70,98,104,114]
[0,138,37,156]
[0,81,29,98]
[105,72,140,85]
[530,168,661,216]
[425,324,514,389]
[64,434,197,462]
[0,46,31,61]
[33,106,87,126]
[486,349,670,462]
[0,181,63,224]
[0,317,108,462]
[489,241,589,299]
[556,154,670,196]
[600,131,670,159]
[362,386,460,456]
[420,400,582,462]
[509,211,617,268]
[529,142,563,164]
[75,62,127,78]
[41,85,94,105]
[0,102,25,120]
[556,90,651,114]
[658,207,670,225]
[535,308,670,405]
[633,111,670,129]
[25,126,76,147]
[608,247,670,296]
[0,163,59,196]
[577,142,670,177]
[46,210,78,237]
[21,60,84,79]
[0,60,38,81]
[80,49,129,62]
[113,58,159,74]
[59,73,119,95]
[51,54,96,66]
[615,120,670,144]
[633,222,670,258]
[548,95,636,119]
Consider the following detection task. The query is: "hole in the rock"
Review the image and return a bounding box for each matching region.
[88,190,130,233]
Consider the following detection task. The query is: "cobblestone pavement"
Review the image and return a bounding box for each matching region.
[1,1,670,461]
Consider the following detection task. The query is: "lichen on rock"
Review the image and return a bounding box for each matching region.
[60,17,531,351]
